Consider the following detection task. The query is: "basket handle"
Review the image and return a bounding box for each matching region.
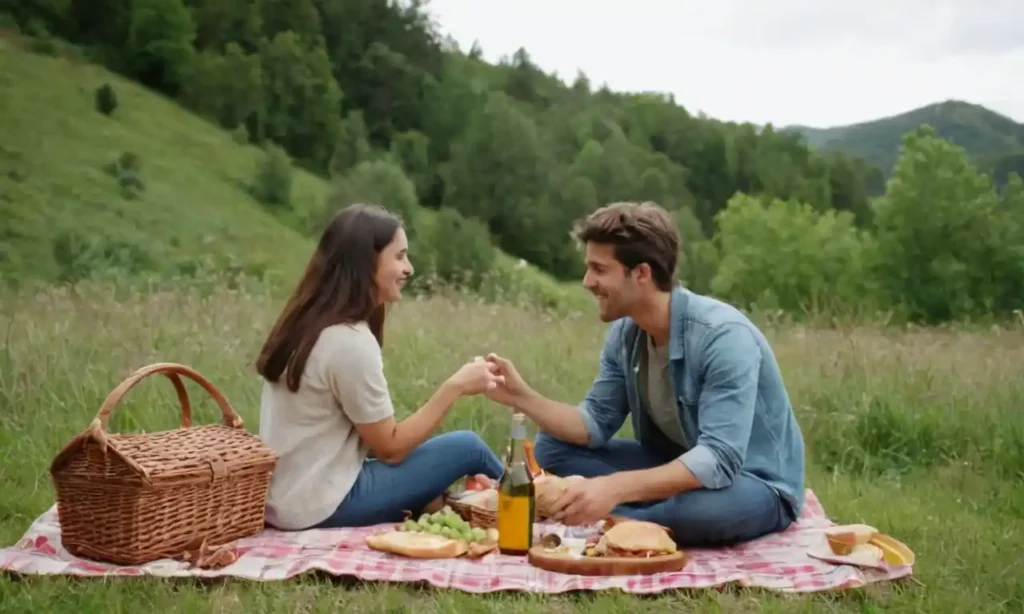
[93,362,244,434]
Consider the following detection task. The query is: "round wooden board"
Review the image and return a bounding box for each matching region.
[527,546,689,576]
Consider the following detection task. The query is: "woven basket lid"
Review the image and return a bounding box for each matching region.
[50,363,278,486]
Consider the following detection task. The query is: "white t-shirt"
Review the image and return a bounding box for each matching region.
[258,321,395,530]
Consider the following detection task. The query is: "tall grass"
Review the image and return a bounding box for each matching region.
[1,281,1022,612]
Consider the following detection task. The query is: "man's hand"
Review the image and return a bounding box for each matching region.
[481,353,593,446]
[546,475,621,526]
[483,353,534,407]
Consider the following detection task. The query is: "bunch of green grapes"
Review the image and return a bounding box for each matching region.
[400,506,488,542]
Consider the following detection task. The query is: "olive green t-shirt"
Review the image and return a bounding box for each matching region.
[639,334,689,447]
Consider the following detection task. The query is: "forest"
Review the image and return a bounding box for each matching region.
[4,0,1023,324]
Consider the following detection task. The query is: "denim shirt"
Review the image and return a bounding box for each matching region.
[576,286,807,519]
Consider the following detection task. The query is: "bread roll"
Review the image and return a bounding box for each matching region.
[534,474,584,518]
[824,524,878,556]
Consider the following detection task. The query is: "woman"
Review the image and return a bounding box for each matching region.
[255,203,504,530]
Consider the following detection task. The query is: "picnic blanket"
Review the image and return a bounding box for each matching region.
[0,489,912,594]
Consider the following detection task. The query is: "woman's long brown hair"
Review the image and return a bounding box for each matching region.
[256,203,402,392]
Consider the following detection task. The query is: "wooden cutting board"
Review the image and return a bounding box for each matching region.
[527,545,689,576]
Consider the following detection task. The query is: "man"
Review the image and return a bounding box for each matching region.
[484,201,806,548]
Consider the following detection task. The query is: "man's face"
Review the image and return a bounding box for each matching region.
[582,242,638,322]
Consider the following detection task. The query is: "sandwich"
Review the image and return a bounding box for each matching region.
[824,524,878,556]
[586,520,677,558]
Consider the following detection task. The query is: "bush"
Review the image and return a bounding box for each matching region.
[415,207,495,292]
[0,12,20,33]
[102,151,145,199]
[231,124,249,145]
[710,194,878,317]
[95,83,117,116]
[51,231,155,283]
[24,19,56,55]
[323,159,419,238]
[671,205,717,294]
[28,34,57,56]
[52,231,95,283]
[252,142,293,208]
[872,126,1024,323]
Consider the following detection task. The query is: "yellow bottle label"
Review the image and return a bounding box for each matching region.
[497,493,533,551]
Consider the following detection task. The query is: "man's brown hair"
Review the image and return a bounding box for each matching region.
[572,201,680,292]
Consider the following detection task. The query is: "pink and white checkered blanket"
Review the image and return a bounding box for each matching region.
[0,489,911,594]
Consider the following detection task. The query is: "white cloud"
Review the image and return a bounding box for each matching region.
[424,0,1024,127]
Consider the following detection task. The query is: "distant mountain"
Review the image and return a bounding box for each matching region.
[784,101,1024,184]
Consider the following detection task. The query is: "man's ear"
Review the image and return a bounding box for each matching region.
[634,262,653,285]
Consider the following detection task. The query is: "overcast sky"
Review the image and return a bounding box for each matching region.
[425,0,1024,128]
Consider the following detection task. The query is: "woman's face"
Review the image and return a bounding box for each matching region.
[374,227,414,304]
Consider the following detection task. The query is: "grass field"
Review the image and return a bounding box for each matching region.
[1,281,1022,612]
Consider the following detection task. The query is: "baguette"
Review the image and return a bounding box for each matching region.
[365,530,469,559]
[365,527,500,560]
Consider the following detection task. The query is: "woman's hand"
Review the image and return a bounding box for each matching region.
[448,357,505,396]
[358,360,502,465]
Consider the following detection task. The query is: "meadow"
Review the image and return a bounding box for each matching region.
[1,280,1022,613]
[3,6,1024,611]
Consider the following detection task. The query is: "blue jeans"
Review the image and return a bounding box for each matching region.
[534,433,793,548]
[315,430,504,528]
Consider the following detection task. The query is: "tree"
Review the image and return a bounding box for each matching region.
[326,159,420,240]
[257,31,342,173]
[443,92,557,271]
[873,126,1022,322]
[712,194,876,315]
[418,207,496,291]
[124,0,196,93]
[179,42,261,132]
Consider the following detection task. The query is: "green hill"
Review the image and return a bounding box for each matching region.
[0,34,319,287]
[0,0,889,296]
[786,100,1024,182]
[0,34,581,308]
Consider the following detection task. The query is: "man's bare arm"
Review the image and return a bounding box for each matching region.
[606,461,703,503]
[488,322,630,450]
[511,390,590,446]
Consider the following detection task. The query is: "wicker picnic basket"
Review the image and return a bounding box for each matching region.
[49,362,279,567]
[446,490,499,528]
[446,489,548,529]
[446,440,549,529]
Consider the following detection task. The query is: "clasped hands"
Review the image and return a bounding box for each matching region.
[447,355,504,395]
[453,352,623,526]
[449,352,537,403]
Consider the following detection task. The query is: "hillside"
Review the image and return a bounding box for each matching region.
[0,34,580,308]
[0,35,319,288]
[787,100,1024,181]
[4,3,1021,327]
[0,0,887,290]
